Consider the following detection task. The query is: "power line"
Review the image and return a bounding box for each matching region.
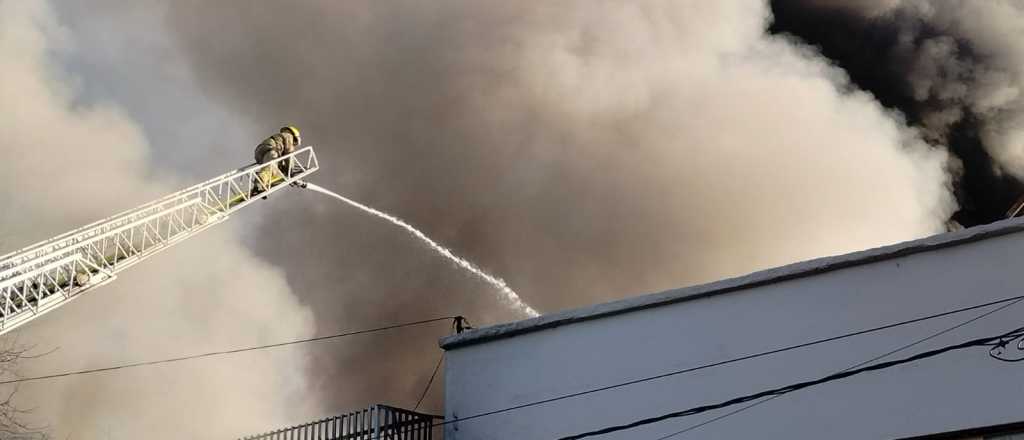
[429,293,1024,429]
[414,352,445,412]
[653,297,1024,439]
[0,316,460,386]
[560,323,1024,439]
[413,317,471,412]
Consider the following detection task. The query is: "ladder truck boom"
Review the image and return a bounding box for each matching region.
[0,146,319,335]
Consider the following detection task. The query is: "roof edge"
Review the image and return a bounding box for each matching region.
[441,217,1024,350]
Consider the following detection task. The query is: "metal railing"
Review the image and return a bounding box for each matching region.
[241,405,441,440]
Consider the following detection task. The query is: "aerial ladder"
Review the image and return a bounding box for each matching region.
[0,147,319,335]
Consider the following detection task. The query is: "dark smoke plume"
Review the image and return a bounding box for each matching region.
[772,0,1024,226]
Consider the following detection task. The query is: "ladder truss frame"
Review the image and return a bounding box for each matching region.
[0,146,319,334]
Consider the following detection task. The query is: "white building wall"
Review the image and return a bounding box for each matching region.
[442,222,1024,439]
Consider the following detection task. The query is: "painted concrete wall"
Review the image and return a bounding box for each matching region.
[442,223,1024,439]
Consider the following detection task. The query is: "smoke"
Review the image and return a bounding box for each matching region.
[0,2,319,438]
[302,182,539,318]
[772,0,1024,225]
[0,0,985,435]
[153,0,956,418]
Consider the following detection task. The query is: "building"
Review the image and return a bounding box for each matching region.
[440,219,1024,439]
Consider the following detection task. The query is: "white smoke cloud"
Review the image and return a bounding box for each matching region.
[0,2,320,438]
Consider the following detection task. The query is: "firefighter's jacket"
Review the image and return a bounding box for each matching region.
[254,132,298,164]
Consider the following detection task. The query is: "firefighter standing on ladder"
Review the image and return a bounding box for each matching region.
[254,125,301,192]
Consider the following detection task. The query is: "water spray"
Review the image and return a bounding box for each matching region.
[297,181,540,318]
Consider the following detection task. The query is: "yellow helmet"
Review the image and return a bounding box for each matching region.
[280,125,301,145]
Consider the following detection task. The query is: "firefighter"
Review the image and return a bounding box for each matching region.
[254,125,301,191]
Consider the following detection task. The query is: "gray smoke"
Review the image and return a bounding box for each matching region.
[801,0,1024,179]
[0,0,965,437]
[160,0,955,419]
[0,2,319,438]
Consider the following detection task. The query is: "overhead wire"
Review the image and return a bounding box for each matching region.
[422,293,1024,430]
[12,292,1021,435]
[414,352,445,412]
[559,322,1024,439]
[653,297,1024,439]
[411,317,474,412]
[0,315,460,386]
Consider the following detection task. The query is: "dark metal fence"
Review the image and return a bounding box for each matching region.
[240,404,442,440]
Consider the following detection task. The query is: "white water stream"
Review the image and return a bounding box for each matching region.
[303,182,539,318]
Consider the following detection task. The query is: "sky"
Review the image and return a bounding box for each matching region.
[3,0,1023,438]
